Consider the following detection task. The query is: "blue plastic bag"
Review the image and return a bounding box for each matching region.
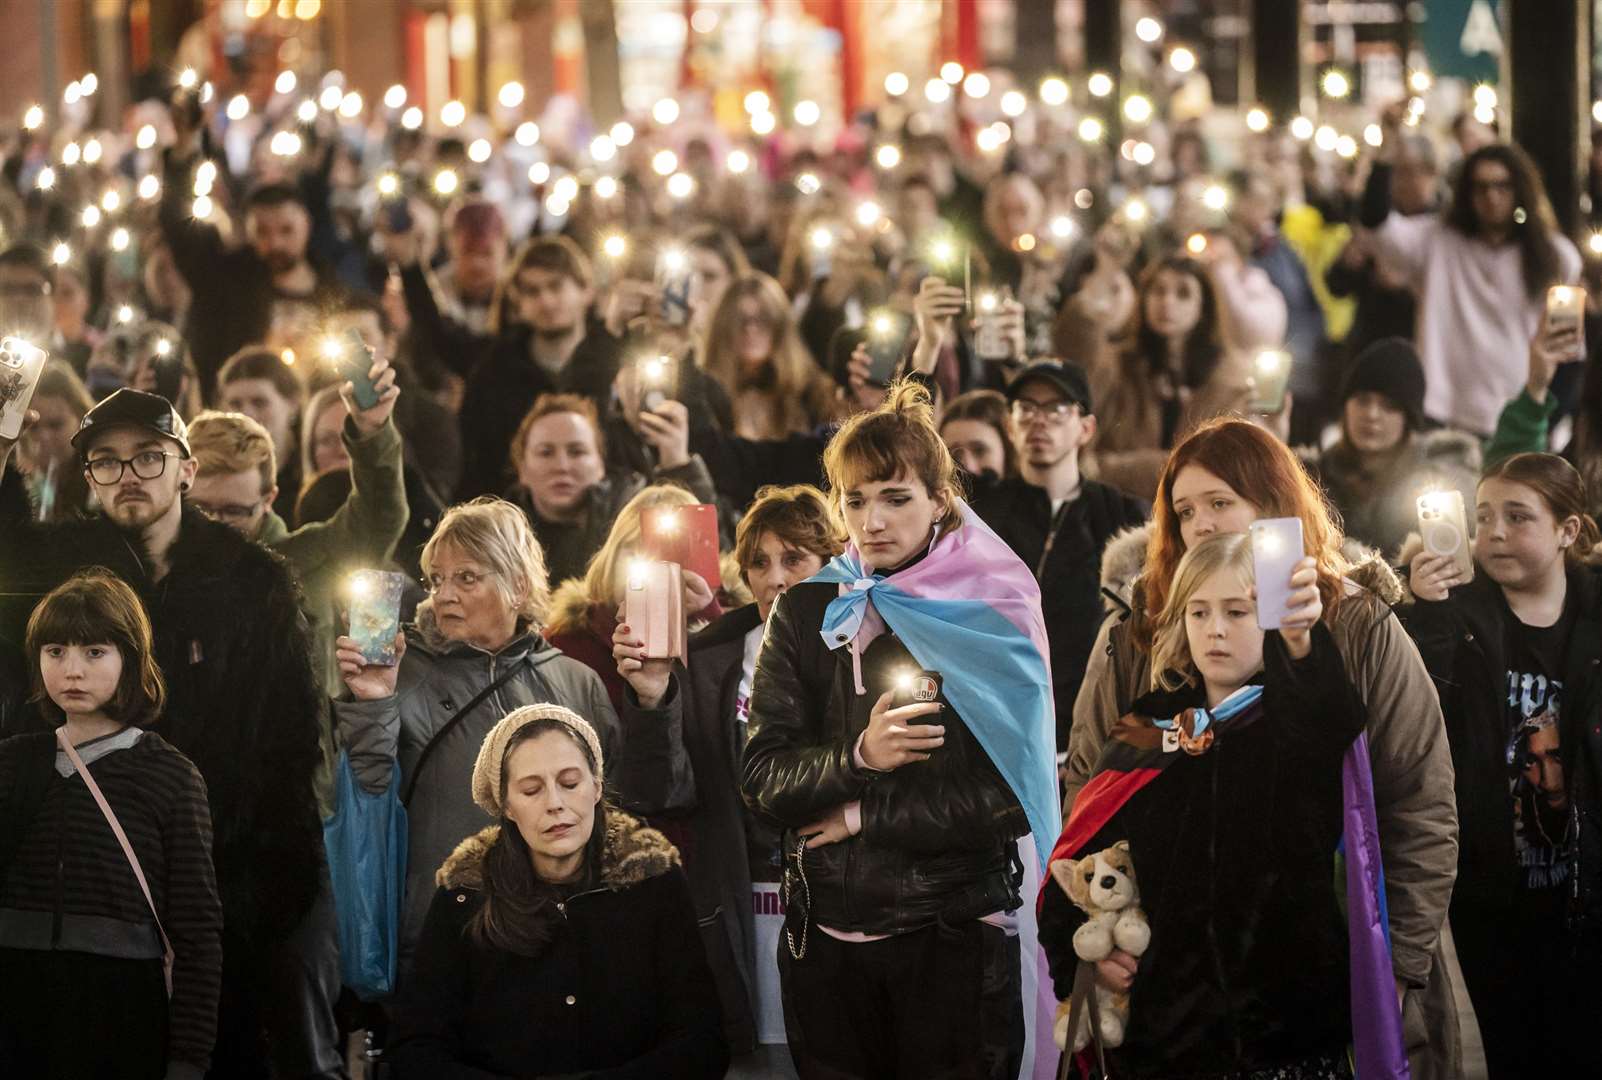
[324,751,407,1000]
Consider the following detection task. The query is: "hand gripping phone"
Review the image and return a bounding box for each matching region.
[893,668,944,708]
[0,337,49,441]
[625,559,687,663]
[347,570,406,666]
[1417,490,1474,582]
[1250,517,1305,631]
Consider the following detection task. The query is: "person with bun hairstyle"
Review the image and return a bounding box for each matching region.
[1400,452,1602,1076]
[1065,417,1462,1080]
[388,703,728,1078]
[741,380,1059,1077]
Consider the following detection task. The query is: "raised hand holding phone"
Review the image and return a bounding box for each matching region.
[910,275,966,375]
[1250,517,1314,648]
[1528,305,1584,404]
[335,632,407,701]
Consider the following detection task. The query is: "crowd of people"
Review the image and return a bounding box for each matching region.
[0,47,1599,1080]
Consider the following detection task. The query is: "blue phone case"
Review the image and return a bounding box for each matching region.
[340,329,382,409]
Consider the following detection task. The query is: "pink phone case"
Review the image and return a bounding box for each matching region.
[625,560,687,663]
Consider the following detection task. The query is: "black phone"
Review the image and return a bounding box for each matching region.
[894,669,944,707]
[383,196,413,234]
[863,310,914,386]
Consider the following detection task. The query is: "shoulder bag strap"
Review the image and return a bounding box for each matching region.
[56,729,175,999]
[402,653,532,808]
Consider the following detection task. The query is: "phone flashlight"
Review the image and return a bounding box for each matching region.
[1186,233,1208,255]
[1255,350,1285,374]
[810,226,834,251]
[377,173,400,198]
[347,572,372,600]
[870,312,896,338]
[978,292,999,314]
[602,233,628,260]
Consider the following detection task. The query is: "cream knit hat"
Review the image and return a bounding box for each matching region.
[471,703,606,817]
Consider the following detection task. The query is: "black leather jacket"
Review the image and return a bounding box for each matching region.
[740,581,1028,934]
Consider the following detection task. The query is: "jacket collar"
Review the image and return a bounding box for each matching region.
[435,810,679,891]
[410,603,550,662]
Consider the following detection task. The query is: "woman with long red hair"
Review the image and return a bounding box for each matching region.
[1063,416,1462,1080]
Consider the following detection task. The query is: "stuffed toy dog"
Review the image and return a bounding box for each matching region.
[1049,840,1151,1052]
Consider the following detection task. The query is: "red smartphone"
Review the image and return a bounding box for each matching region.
[641,504,720,592]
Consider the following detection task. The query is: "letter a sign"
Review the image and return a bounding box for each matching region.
[1460,0,1503,58]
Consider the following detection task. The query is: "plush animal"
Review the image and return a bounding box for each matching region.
[1049,840,1151,1053]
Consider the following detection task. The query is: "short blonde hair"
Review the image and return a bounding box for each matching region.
[422,497,551,625]
[576,483,701,607]
[189,410,277,494]
[1149,533,1255,692]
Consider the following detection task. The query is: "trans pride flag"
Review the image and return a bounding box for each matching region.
[809,498,1062,1078]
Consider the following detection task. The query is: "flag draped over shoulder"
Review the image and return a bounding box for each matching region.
[808,498,1058,866]
[1044,686,1409,1080]
[807,499,1061,1078]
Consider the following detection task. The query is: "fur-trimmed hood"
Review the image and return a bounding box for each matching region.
[1110,534,1405,636]
[436,810,680,892]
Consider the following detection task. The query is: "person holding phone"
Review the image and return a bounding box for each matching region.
[1064,417,1462,1080]
[1399,453,1602,1077]
[1361,109,1582,437]
[1296,338,1480,562]
[1041,533,1370,1077]
[542,483,721,713]
[334,498,619,977]
[507,393,717,586]
[13,362,93,523]
[609,484,841,1073]
[742,381,1059,1078]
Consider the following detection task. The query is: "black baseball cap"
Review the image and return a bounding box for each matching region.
[1005,359,1093,414]
[72,388,191,458]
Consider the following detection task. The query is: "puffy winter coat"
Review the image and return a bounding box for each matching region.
[335,610,619,970]
[388,812,728,1079]
[1066,555,1462,1078]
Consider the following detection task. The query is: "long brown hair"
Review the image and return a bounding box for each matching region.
[699,272,837,437]
[470,718,611,957]
[1479,452,1602,565]
[1120,254,1225,389]
[1445,144,1563,301]
[1140,418,1349,649]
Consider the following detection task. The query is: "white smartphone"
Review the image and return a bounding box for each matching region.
[1417,490,1474,582]
[974,290,1011,362]
[1250,517,1305,631]
[1545,285,1587,337]
[0,337,49,441]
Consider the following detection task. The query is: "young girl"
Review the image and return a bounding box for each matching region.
[1403,452,1602,1077]
[0,569,222,1079]
[1041,534,1368,1078]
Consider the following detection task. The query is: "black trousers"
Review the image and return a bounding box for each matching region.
[0,947,168,1079]
[778,920,1022,1080]
[1450,899,1602,1079]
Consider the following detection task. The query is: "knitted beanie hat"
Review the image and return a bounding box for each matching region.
[1341,337,1427,432]
[471,703,605,817]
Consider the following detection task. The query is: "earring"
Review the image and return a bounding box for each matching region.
[180,481,191,493]
[1513,207,1528,225]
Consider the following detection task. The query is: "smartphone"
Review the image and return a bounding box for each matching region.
[0,337,49,440]
[1250,517,1305,631]
[383,196,413,235]
[347,570,406,666]
[625,559,687,662]
[808,223,836,280]
[863,309,914,386]
[1546,285,1586,336]
[1417,490,1474,583]
[893,668,944,708]
[974,289,1011,362]
[1248,350,1293,415]
[333,328,382,409]
[149,347,185,405]
[635,354,674,413]
[656,250,693,328]
[642,503,720,591]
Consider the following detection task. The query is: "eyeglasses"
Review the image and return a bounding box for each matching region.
[190,498,263,524]
[424,568,497,595]
[85,450,178,486]
[1010,398,1079,423]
